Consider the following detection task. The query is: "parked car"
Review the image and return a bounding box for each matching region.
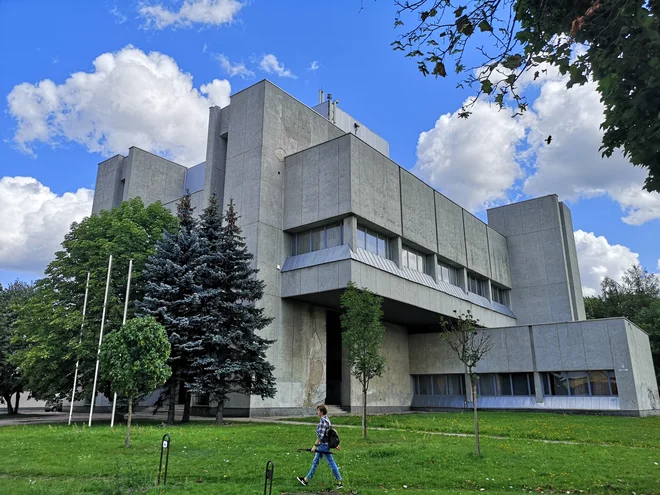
[45,400,63,412]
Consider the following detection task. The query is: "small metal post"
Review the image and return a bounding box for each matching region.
[158,433,171,487]
[263,460,274,495]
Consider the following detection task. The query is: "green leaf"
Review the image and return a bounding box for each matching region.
[478,19,492,32]
[456,15,473,35]
[454,6,466,17]
[502,54,523,70]
[481,79,493,94]
[433,61,447,77]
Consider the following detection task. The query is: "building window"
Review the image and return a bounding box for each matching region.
[541,371,618,396]
[413,374,465,396]
[491,285,510,306]
[402,245,427,273]
[468,274,488,297]
[477,373,535,396]
[291,222,343,256]
[438,261,459,286]
[357,224,391,259]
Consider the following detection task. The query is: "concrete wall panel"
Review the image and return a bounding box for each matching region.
[487,227,511,287]
[400,170,436,251]
[435,193,467,266]
[463,211,491,278]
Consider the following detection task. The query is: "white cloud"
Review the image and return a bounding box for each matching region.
[109,6,128,24]
[260,54,297,79]
[139,0,244,29]
[574,230,640,297]
[216,54,254,79]
[7,45,231,166]
[309,61,320,71]
[412,99,526,211]
[0,177,94,275]
[522,77,660,226]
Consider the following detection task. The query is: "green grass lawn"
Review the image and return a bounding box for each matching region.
[1,413,659,495]
[294,411,660,448]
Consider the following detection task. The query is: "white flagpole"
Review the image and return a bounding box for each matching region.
[88,254,113,427]
[68,272,90,426]
[111,259,133,428]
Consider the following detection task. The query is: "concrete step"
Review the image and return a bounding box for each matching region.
[326,405,347,415]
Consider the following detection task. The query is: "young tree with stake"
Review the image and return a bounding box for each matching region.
[442,310,492,456]
[100,316,171,447]
[340,281,386,439]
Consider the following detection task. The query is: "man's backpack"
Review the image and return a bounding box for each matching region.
[327,427,340,449]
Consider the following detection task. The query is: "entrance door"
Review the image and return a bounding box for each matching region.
[326,311,342,405]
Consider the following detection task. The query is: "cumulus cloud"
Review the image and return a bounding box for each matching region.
[574,230,640,297]
[0,177,94,275]
[309,61,320,71]
[260,54,297,79]
[7,45,231,166]
[413,64,660,224]
[522,77,660,226]
[413,99,526,211]
[216,54,254,79]
[139,0,243,29]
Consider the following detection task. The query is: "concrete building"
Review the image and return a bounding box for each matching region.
[91,80,659,417]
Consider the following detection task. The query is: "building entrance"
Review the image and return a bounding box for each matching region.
[326,311,342,405]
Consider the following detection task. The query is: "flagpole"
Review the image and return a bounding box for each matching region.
[68,272,90,426]
[111,259,133,428]
[88,254,113,427]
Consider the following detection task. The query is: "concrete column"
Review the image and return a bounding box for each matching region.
[392,236,403,267]
[343,215,358,251]
[486,279,493,302]
[533,372,544,403]
[427,254,438,282]
[458,267,469,292]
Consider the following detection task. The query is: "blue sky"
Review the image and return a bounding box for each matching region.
[1,0,658,294]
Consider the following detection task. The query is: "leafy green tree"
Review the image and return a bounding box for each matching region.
[12,198,177,402]
[390,1,660,192]
[340,281,386,439]
[191,197,276,424]
[137,194,205,425]
[0,281,35,414]
[585,264,660,384]
[441,310,492,456]
[100,317,171,447]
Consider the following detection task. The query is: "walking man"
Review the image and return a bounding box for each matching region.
[297,404,343,490]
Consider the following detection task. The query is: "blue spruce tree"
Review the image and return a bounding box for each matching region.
[192,197,276,424]
[137,194,204,424]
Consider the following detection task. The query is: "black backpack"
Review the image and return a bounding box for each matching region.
[327,427,340,449]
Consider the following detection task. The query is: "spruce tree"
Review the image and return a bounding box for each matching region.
[191,197,277,424]
[137,194,204,424]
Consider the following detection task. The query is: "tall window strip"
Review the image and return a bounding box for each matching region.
[412,374,465,396]
[477,373,536,396]
[467,274,488,298]
[541,371,618,397]
[491,286,510,306]
[437,261,459,286]
[402,245,427,273]
[357,224,391,259]
[291,222,343,256]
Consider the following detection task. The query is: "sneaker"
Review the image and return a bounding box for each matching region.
[296,476,308,486]
[336,481,344,489]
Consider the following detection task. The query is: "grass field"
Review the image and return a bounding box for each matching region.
[1,412,659,494]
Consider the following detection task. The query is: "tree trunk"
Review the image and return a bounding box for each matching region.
[125,396,133,448]
[167,384,176,425]
[14,392,20,414]
[182,391,191,423]
[362,386,367,439]
[215,400,224,425]
[3,394,14,415]
[472,379,480,456]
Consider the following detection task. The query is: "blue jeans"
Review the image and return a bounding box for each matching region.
[305,444,341,481]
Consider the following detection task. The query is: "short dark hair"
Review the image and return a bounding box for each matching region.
[317,404,328,415]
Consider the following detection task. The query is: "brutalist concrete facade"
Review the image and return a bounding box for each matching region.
[92,80,659,416]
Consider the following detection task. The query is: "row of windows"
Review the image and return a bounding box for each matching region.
[357,224,392,258]
[291,222,343,256]
[402,245,427,273]
[413,371,618,397]
[542,371,618,397]
[290,221,510,306]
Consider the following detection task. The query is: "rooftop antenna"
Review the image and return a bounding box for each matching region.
[318,89,324,105]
